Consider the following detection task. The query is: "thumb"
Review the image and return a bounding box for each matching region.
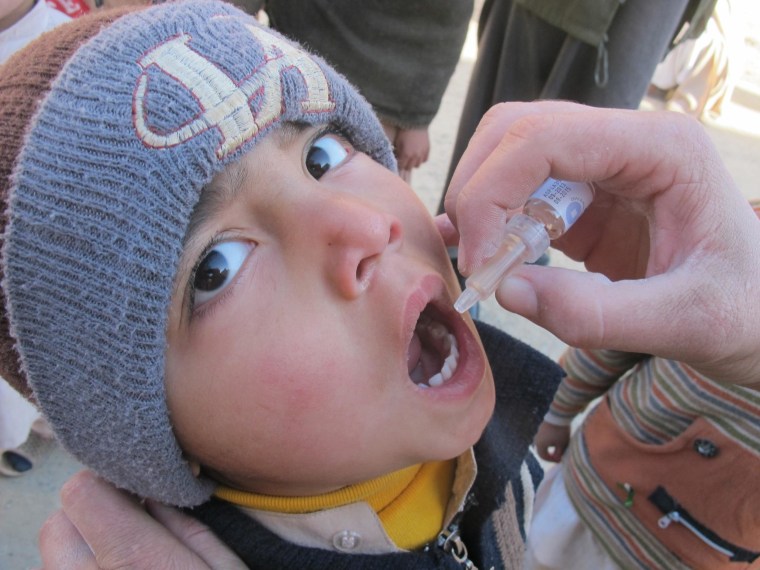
[494,264,701,360]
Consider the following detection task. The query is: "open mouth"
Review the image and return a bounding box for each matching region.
[407,304,459,388]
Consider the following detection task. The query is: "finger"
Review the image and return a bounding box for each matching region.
[399,157,417,171]
[60,470,208,569]
[448,105,710,273]
[447,103,595,271]
[534,445,551,462]
[532,437,549,460]
[409,150,427,169]
[535,444,563,463]
[433,214,459,247]
[493,264,719,366]
[444,100,590,230]
[39,510,99,570]
[533,435,563,462]
[146,501,247,569]
[547,445,565,462]
[499,194,760,384]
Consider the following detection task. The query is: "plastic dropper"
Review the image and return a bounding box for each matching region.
[454,178,594,313]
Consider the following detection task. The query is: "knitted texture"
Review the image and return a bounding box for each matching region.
[0,0,394,506]
[0,7,133,401]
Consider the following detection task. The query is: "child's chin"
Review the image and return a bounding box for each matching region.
[438,407,495,459]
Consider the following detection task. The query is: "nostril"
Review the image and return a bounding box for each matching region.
[328,210,403,298]
[357,218,401,288]
[356,254,379,291]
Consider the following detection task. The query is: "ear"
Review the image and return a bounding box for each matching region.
[188,461,201,478]
[433,214,459,247]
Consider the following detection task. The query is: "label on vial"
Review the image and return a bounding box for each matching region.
[530,178,593,228]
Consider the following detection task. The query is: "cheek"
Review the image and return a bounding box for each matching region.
[170,323,358,440]
[407,217,459,282]
[243,324,383,433]
[255,356,336,416]
[219,342,372,471]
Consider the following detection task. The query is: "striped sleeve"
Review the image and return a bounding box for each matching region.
[545,348,647,426]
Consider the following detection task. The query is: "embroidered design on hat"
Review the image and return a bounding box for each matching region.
[133,19,335,159]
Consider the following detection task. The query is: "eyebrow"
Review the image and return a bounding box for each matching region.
[183,122,309,249]
[183,159,247,249]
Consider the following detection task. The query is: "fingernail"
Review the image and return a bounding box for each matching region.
[497,275,538,316]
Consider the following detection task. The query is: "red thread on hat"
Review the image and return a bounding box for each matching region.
[46,0,90,19]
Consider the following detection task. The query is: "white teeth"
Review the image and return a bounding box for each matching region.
[425,333,459,388]
[428,373,444,387]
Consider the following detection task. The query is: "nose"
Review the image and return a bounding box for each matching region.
[319,195,403,299]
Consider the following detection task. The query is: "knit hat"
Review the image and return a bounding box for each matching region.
[0,0,395,506]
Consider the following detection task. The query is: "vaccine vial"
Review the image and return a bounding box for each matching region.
[454,178,594,313]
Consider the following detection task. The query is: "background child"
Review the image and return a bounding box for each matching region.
[529,297,760,570]
[263,0,473,183]
[0,1,562,568]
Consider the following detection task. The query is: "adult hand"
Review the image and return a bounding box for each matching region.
[38,470,246,570]
[445,101,760,386]
[533,422,570,463]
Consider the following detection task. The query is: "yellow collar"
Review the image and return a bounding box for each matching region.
[215,459,456,550]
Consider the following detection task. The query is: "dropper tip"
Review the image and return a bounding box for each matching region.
[454,288,480,314]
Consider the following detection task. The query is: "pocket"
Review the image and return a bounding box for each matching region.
[650,486,759,564]
[580,399,760,569]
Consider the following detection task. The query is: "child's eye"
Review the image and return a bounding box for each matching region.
[192,241,252,307]
[305,133,351,180]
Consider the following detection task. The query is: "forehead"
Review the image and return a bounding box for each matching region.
[184,122,312,245]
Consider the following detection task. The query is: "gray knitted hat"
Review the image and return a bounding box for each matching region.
[0,0,394,506]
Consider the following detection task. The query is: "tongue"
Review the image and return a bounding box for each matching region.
[407,330,445,385]
[407,332,422,374]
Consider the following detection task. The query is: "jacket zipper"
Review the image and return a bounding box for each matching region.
[437,524,478,569]
[649,486,759,563]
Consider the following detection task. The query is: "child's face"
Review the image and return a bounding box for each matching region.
[164,124,495,496]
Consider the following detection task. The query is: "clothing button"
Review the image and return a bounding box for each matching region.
[332,530,362,552]
[693,438,719,458]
